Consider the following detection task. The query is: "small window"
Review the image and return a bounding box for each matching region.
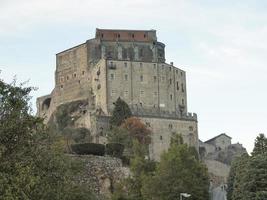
[140,75,143,82]
[101,33,104,38]
[169,67,171,71]
[78,80,81,84]
[66,76,69,80]
[132,34,135,38]
[140,90,144,97]
[181,72,183,76]
[60,85,63,89]
[169,124,173,129]
[160,135,163,140]
[154,64,156,69]
[189,126,193,131]
[182,99,185,105]
[82,71,85,75]
[60,77,64,83]
[144,34,146,38]
[154,76,157,82]
[73,73,77,78]
[170,79,172,85]
[110,74,114,80]
[111,90,116,96]
[176,82,179,90]
[181,83,184,92]
[124,74,128,81]
[140,63,143,68]
[124,62,127,68]
[118,34,120,38]
[170,94,173,100]
[176,69,178,74]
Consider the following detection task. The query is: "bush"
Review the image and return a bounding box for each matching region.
[72,128,92,143]
[121,156,130,166]
[71,143,105,156]
[106,143,124,158]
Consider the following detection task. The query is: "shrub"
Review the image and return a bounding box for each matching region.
[72,128,92,143]
[121,156,130,166]
[106,143,124,158]
[71,143,105,156]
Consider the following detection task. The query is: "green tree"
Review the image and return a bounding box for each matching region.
[227,154,249,200]
[110,97,132,126]
[252,133,267,156]
[228,133,267,200]
[241,153,267,199]
[0,79,95,200]
[112,140,155,200]
[141,135,209,200]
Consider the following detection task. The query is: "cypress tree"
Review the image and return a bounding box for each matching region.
[252,133,267,156]
[110,97,132,126]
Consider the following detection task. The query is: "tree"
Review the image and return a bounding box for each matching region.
[227,133,267,200]
[0,79,95,199]
[110,97,132,126]
[241,154,267,199]
[107,117,151,159]
[121,117,151,146]
[227,154,249,200]
[112,140,156,200]
[252,133,267,156]
[141,135,209,200]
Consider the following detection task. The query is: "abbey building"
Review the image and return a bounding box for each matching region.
[37,29,198,160]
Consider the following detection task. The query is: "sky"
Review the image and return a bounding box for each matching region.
[1,0,267,153]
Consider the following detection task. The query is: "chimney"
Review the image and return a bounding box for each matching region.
[170,62,173,66]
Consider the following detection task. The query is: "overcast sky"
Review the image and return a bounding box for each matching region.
[1,0,266,153]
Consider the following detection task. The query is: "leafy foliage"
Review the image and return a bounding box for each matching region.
[227,154,249,200]
[107,117,151,159]
[112,135,208,200]
[106,143,125,158]
[227,133,267,200]
[141,135,209,200]
[71,143,105,156]
[252,133,267,156]
[110,97,132,126]
[0,79,95,200]
[121,117,151,145]
[112,140,156,200]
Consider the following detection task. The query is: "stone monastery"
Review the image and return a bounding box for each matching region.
[37,29,198,160]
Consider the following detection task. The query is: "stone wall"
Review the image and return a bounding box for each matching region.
[104,60,187,115]
[70,155,130,199]
[141,116,198,161]
[54,43,90,105]
[205,160,230,186]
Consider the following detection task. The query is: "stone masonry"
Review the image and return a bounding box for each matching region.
[36,28,198,160]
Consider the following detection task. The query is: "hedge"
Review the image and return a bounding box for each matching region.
[71,143,105,156]
[105,143,124,158]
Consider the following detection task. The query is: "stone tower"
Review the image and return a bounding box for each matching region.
[37,29,198,160]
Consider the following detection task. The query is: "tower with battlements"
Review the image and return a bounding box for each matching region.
[37,29,198,160]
